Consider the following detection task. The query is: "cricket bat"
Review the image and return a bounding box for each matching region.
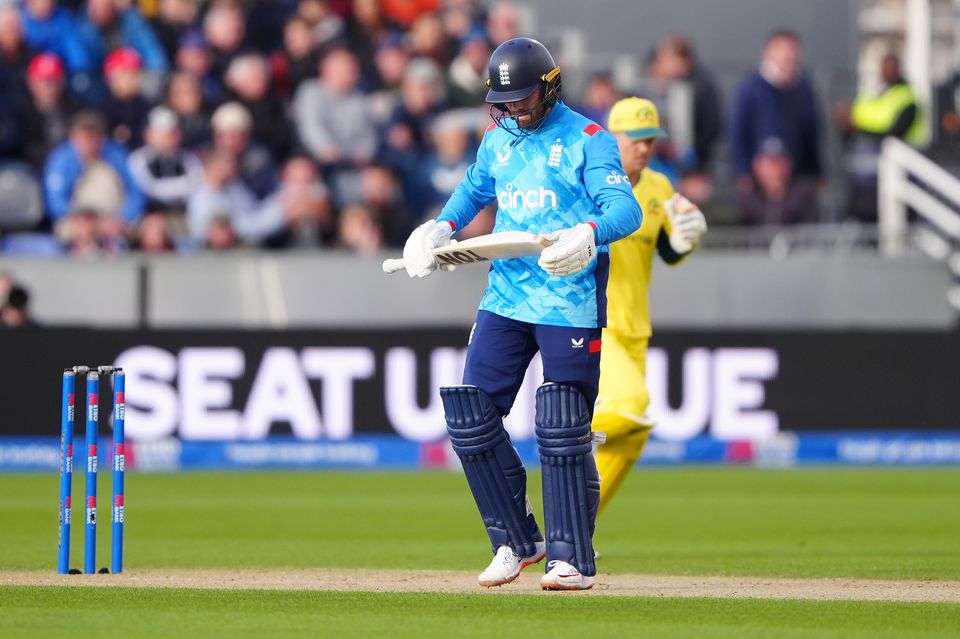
[382,231,554,274]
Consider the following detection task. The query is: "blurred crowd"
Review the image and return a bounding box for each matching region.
[0,0,930,257]
[0,0,520,255]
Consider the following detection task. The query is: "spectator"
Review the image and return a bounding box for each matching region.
[417,111,473,216]
[75,0,169,77]
[457,201,496,238]
[131,211,177,252]
[203,4,249,81]
[210,101,279,199]
[258,156,334,247]
[381,57,445,215]
[224,54,291,159]
[735,136,819,226]
[358,163,410,247]
[574,71,621,126]
[338,203,382,254]
[836,53,920,221]
[485,1,520,46]
[297,0,346,51]
[935,67,960,146]
[128,106,202,214]
[165,71,211,149]
[102,48,151,149]
[383,57,446,159]
[0,273,10,306]
[407,12,448,66]
[0,5,33,100]
[648,34,723,204]
[0,96,21,161]
[187,148,271,249]
[149,0,201,61]
[43,110,144,229]
[1,284,35,328]
[345,0,402,89]
[246,0,299,53]
[364,35,409,126]
[1,6,32,159]
[440,2,481,47]
[638,56,681,186]
[445,27,490,108]
[18,53,79,170]
[20,0,93,76]
[175,30,223,107]
[273,15,322,97]
[730,30,822,188]
[293,48,376,204]
[56,206,130,254]
[374,36,410,97]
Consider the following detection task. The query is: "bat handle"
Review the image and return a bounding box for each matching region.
[382,258,406,274]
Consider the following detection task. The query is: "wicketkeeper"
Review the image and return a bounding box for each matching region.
[593,97,707,516]
[402,37,642,590]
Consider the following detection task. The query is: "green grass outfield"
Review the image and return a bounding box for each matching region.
[2,587,958,639]
[2,468,959,637]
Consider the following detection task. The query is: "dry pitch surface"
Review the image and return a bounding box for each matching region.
[5,569,959,603]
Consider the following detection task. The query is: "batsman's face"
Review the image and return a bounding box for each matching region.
[504,88,545,129]
[615,133,655,175]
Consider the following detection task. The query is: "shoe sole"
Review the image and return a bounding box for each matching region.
[478,549,547,588]
[540,580,594,591]
[540,573,595,591]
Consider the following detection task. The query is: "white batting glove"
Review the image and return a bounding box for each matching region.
[402,220,454,278]
[663,193,707,254]
[538,223,597,276]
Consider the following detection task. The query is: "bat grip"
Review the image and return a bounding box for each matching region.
[382,258,406,274]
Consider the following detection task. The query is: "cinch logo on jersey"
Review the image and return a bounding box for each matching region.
[606,170,630,184]
[497,183,558,210]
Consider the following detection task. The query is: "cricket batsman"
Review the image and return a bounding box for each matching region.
[593,97,707,516]
[401,37,642,590]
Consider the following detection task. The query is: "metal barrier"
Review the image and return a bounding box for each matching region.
[878,136,960,309]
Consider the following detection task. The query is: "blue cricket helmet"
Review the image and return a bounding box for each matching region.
[485,37,561,105]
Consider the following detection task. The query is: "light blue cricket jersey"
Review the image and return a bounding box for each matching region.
[437,101,643,328]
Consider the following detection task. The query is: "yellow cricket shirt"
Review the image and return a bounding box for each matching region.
[604,167,675,338]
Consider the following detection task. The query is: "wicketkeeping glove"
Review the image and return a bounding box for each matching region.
[402,219,454,278]
[538,223,597,276]
[663,194,707,253]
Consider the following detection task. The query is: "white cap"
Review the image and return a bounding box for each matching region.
[404,57,442,85]
[211,102,252,132]
[147,106,179,131]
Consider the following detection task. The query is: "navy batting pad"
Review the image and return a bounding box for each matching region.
[441,385,543,557]
[536,383,599,576]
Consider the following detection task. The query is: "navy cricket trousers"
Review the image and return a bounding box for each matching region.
[462,310,602,417]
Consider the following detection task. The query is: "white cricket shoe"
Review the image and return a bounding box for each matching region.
[478,541,547,587]
[540,560,595,590]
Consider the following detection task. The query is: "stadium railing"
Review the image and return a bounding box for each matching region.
[878,135,960,309]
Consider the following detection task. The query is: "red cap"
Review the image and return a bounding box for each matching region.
[104,48,143,75]
[27,54,65,82]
